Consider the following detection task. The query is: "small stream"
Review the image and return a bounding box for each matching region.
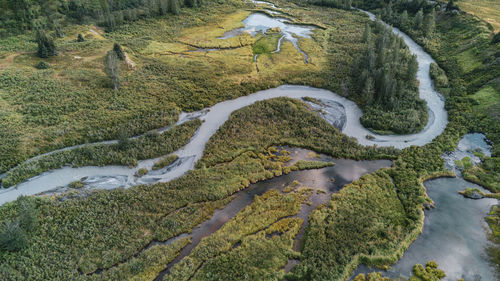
[218,12,314,63]
[151,148,392,280]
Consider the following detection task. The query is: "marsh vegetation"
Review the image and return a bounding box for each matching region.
[0,0,498,280]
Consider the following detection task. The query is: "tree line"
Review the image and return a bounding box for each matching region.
[0,0,203,35]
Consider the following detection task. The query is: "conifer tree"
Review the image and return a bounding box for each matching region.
[113,43,126,60]
[414,9,423,30]
[362,23,371,43]
[400,10,408,28]
[169,0,180,15]
[36,29,57,58]
[423,10,435,37]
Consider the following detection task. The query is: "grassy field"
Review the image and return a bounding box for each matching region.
[458,0,500,32]
[0,0,372,175]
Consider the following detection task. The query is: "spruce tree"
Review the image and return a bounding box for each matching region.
[18,197,37,232]
[423,10,435,37]
[362,23,371,43]
[113,43,126,60]
[169,0,180,15]
[185,0,196,7]
[400,10,408,28]
[414,9,423,30]
[36,29,57,58]
[0,220,28,252]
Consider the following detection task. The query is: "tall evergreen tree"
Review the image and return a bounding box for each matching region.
[414,9,423,30]
[400,10,408,28]
[362,22,371,43]
[36,29,57,58]
[113,43,126,60]
[422,10,435,37]
[169,0,180,15]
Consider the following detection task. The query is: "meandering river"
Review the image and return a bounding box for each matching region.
[0,8,448,204]
[0,1,496,280]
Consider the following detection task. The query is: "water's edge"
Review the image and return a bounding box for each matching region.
[0,8,447,209]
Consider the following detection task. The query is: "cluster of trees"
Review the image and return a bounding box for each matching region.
[306,0,353,10]
[378,0,437,38]
[352,21,419,110]
[350,21,426,134]
[0,0,203,35]
[0,0,65,33]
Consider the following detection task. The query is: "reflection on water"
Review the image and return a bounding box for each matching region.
[443,133,492,173]
[154,148,392,280]
[352,177,498,281]
[218,13,314,62]
[219,13,314,39]
[352,134,497,280]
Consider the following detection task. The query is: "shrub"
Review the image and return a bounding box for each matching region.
[152,155,179,170]
[68,181,85,189]
[35,61,50,69]
[18,196,38,232]
[136,168,148,177]
[0,220,28,252]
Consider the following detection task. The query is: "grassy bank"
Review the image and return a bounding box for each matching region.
[2,120,201,187]
[166,190,307,280]
[457,0,500,32]
[0,97,397,279]
[200,98,398,168]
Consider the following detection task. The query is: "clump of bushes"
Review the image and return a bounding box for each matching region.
[0,196,38,252]
[136,168,148,177]
[152,155,179,170]
[353,260,445,280]
[35,61,50,69]
[68,180,85,189]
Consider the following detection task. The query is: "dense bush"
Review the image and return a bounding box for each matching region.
[200,98,398,168]
[35,61,50,69]
[152,154,179,170]
[0,197,38,252]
